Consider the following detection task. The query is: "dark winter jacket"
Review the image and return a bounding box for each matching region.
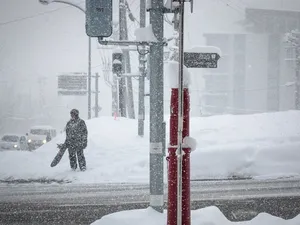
[64,118,88,149]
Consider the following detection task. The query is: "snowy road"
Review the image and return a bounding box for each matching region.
[0,178,300,224]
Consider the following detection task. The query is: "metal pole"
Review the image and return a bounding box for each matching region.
[119,0,127,117]
[177,1,185,224]
[138,0,146,136]
[88,37,92,119]
[295,35,300,110]
[95,72,99,117]
[149,0,164,213]
[123,15,135,119]
[112,73,119,116]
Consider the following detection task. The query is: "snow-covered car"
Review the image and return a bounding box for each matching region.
[27,126,57,150]
[0,134,29,150]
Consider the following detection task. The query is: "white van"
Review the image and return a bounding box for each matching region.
[27,126,57,150]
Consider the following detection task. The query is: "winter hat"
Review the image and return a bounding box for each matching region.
[70,109,79,117]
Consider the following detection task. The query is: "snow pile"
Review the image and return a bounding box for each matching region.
[90,206,300,225]
[0,111,300,183]
[189,111,300,180]
[0,117,151,183]
[165,60,191,88]
[134,25,158,42]
[185,46,222,56]
[183,136,197,152]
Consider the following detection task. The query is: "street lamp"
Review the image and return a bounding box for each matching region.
[39,0,92,120]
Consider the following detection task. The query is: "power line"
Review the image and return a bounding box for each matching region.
[0,1,84,27]
[216,0,262,25]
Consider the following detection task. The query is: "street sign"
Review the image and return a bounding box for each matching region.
[184,52,220,68]
[58,73,87,96]
[86,0,113,37]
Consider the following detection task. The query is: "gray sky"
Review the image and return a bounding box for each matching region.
[0,0,90,79]
[0,0,107,126]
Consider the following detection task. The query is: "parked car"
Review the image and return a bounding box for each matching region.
[27,126,57,150]
[0,134,29,150]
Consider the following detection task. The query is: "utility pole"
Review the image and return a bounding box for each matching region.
[119,0,127,117]
[123,8,135,119]
[112,73,119,117]
[95,72,99,118]
[149,0,164,213]
[118,0,136,119]
[138,0,146,136]
[88,37,92,119]
[294,33,300,110]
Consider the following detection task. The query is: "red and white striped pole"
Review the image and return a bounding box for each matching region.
[167,1,192,224]
[167,87,191,225]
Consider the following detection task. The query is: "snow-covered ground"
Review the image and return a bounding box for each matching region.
[91,206,300,225]
[0,110,300,183]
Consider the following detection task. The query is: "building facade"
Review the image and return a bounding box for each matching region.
[201,8,300,115]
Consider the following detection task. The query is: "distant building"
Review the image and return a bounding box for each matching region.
[201,8,300,115]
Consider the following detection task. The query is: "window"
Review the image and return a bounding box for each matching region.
[30,129,49,136]
[2,135,19,142]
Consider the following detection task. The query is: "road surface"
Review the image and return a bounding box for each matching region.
[0,178,300,224]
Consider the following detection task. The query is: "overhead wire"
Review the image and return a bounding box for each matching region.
[216,0,263,26]
[0,1,84,27]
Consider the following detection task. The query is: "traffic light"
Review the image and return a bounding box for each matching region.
[112,52,123,75]
[86,0,113,37]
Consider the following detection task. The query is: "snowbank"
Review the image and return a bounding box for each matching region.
[0,111,300,183]
[90,206,300,225]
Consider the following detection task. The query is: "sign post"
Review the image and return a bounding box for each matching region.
[177,1,185,225]
[166,1,220,224]
[57,73,87,96]
[85,0,113,38]
[184,52,220,68]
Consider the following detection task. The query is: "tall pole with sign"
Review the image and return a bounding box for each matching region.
[85,0,113,118]
[165,1,220,224]
[177,1,185,224]
[118,0,127,118]
[149,0,165,213]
